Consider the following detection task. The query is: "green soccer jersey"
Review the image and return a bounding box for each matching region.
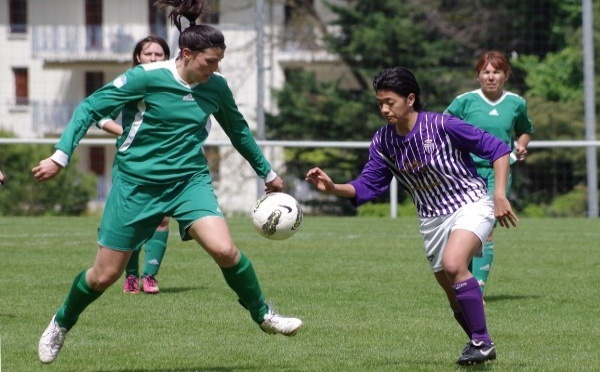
[445,89,534,168]
[54,60,272,185]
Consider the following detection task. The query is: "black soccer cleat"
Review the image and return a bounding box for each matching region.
[456,340,496,365]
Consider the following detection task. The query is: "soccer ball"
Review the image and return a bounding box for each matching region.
[252,192,303,240]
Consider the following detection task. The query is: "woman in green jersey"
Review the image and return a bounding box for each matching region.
[98,35,172,295]
[445,50,534,300]
[33,0,302,364]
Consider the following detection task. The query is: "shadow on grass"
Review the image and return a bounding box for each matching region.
[159,286,207,294]
[456,362,497,370]
[484,294,536,303]
[101,367,256,372]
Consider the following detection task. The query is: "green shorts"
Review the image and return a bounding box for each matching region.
[98,171,224,251]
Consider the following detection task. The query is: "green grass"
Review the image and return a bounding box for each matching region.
[0,216,598,371]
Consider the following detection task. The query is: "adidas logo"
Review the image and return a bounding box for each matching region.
[147,259,159,265]
[488,109,499,116]
[183,93,195,101]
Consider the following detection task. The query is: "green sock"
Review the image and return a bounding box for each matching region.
[220,253,268,324]
[125,249,140,277]
[142,230,168,277]
[55,270,104,330]
[471,241,494,295]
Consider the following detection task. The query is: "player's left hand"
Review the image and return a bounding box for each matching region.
[493,195,519,228]
[515,145,528,161]
[32,158,63,182]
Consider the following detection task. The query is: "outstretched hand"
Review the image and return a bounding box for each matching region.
[494,195,519,228]
[32,158,63,182]
[305,167,334,193]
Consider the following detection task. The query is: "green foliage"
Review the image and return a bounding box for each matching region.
[520,185,591,217]
[0,131,97,216]
[268,0,596,214]
[545,184,589,217]
[515,47,583,102]
[266,71,379,200]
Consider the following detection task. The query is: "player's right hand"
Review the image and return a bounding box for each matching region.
[305,167,334,193]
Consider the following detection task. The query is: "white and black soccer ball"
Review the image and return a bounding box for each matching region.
[251,192,303,240]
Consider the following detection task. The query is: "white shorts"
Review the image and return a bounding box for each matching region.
[418,196,495,273]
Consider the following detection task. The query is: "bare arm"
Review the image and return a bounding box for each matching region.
[514,133,531,161]
[98,119,124,136]
[305,167,356,198]
[491,153,519,228]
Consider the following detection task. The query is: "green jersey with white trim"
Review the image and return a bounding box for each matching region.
[445,89,533,168]
[55,60,271,185]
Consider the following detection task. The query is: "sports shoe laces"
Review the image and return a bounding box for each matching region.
[145,275,157,287]
[125,276,138,291]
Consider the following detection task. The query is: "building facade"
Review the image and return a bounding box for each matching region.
[0,0,344,213]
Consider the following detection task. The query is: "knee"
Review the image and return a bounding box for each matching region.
[209,244,239,267]
[443,261,461,279]
[86,269,122,291]
[157,217,170,230]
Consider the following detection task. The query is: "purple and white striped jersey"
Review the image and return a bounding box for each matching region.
[349,112,511,217]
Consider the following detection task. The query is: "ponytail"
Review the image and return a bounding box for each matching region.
[154,0,207,32]
[154,0,225,54]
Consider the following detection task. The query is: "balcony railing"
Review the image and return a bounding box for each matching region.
[31,25,167,61]
[32,100,80,134]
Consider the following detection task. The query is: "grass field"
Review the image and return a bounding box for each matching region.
[0,216,598,371]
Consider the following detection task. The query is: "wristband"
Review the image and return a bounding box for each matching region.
[264,170,277,183]
[96,118,111,129]
[50,150,69,167]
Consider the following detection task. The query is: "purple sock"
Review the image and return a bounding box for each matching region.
[452,277,492,345]
[453,310,471,338]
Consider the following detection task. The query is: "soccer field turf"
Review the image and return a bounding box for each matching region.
[0,216,598,371]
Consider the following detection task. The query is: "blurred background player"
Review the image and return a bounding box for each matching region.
[306,67,518,365]
[445,50,533,300]
[97,35,172,295]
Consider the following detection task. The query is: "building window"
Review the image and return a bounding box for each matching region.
[89,146,106,175]
[148,0,167,39]
[283,0,318,50]
[200,0,219,24]
[86,0,103,50]
[85,72,104,96]
[13,68,29,105]
[9,0,27,34]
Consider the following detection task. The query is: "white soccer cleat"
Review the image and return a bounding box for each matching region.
[38,315,68,364]
[259,304,303,336]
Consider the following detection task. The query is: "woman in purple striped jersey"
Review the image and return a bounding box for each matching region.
[306,67,518,366]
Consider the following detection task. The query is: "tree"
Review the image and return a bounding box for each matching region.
[267,0,590,214]
[0,131,97,216]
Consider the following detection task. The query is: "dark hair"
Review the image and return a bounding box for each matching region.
[131,36,171,67]
[372,67,423,111]
[475,50,512,78]
[155,0,226,54]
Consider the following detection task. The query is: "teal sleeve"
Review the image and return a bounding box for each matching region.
[55,68,148,161]
[212,79,272,179]
[444,98,464,118]
[514,100,534,137]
